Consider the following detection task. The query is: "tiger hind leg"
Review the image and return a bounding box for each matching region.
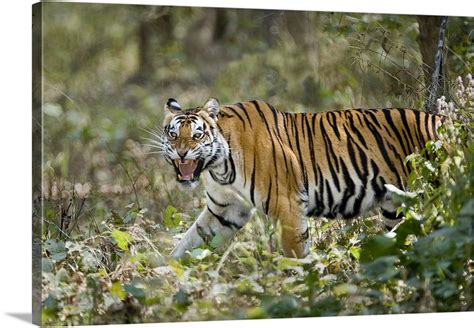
[380,200,403,231]
[275,201,310,258]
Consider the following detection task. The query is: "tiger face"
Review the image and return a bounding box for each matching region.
[161,97,226,189]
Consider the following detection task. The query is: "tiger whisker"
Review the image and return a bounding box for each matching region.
[141,137,166,146]
[141,126,166,140]
[141,143,166,151]
[145,151,165,155]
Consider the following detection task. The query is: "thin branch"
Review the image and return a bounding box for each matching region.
[426,16,448,113]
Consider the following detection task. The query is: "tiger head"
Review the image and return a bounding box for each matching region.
[161,97,226,189]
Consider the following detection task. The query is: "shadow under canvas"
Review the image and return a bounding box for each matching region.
[6,312,32,324]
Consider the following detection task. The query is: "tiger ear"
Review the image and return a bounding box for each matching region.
[164,98,182,114]
[202,97,220,120]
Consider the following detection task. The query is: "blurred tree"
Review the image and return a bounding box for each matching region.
[133,6,173,83]
[416,16,443,88]
[213,9,228,41]
[284,11,309,47]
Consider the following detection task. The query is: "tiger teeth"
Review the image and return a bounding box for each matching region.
[178,174,194,179]
[175,159,196,164]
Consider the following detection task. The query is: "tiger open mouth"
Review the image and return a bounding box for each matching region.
[173,159,204,182]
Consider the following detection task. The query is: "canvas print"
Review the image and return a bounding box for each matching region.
[32,1,474,326]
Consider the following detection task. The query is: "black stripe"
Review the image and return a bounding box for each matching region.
[311,112,318,132]
[370,160,385,200]
[235,102,253,128]
[252,100,272,132]
[387,141,409,178]
[364,115,403,188]
[300,114,306,140]
[299,227,309,242]
[345,127,363,179]
[305,115,318,186]
[207,206,242,230]
[250,152,256,205]
[208,135,236,185]
[382,209,402,220]
[264,180,272,215]
[283,113,294,151]
[366,111,382,129]
[325,179,335,218]
[382,109,409,156]
[196,223,215,243]
[396,108,416,154]
[346,128,369,216]
[267,102,282,138]
[254,103,278,174]
[327,112,341,140]
[431,114,437,139]
[253,102,279,199]
[339,159,356,218]
[316,166,325,216]
[224,106,247,128]
[320,117,341,191]
[206,192,229,207]
[347,133,368,216]
[425,113,433,140]
[293,115,308,192]
[275,134,290,173]
[414,110,424,149]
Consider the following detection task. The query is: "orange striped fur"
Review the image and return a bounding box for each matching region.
[159,98,441,258]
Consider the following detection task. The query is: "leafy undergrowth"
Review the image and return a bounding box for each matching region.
[41,76,474,326]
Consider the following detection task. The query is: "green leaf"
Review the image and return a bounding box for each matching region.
[111,210,124,224]
[459,199,474,217]
[260,294,299,318]
[174,288,192,308]
[190,248,211,260]
[276,257,306,271]
[360,235,397,263]
[168,260,184,278]
[44,239,67,262]
[42,258,54,273]
[51,252,67,262]
[43,294,58,311]
[111,229,133,251]
[111,282,126,301]
[163,206,181,228]
[124,283,146,300]
[360,256,399,282]
[395,217,422,248]
[333,283,358,296]
[210,234,225,249]
[82,250,100,270]
[44,239,66,256]
[349,246,361,260]
[55,268,69,282]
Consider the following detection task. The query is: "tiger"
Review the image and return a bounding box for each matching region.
[156,97,441,259]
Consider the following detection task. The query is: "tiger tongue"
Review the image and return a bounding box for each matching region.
[178,160,197,180]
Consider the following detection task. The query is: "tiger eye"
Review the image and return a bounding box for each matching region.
[193,133,203,140]
[168,131,177,139]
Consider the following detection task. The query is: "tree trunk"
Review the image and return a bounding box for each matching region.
[416,16,443,89]
[213,9,228,41]
[135,7,172,83]
[417,15,449,112]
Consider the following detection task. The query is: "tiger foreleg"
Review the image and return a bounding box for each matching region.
[170,207,243,259]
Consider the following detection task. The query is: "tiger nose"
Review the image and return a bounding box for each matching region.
[177,149,188,159]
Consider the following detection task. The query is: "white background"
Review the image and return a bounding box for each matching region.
[0,0,472,327]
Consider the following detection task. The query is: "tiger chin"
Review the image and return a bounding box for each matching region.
[157,97,442,259]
